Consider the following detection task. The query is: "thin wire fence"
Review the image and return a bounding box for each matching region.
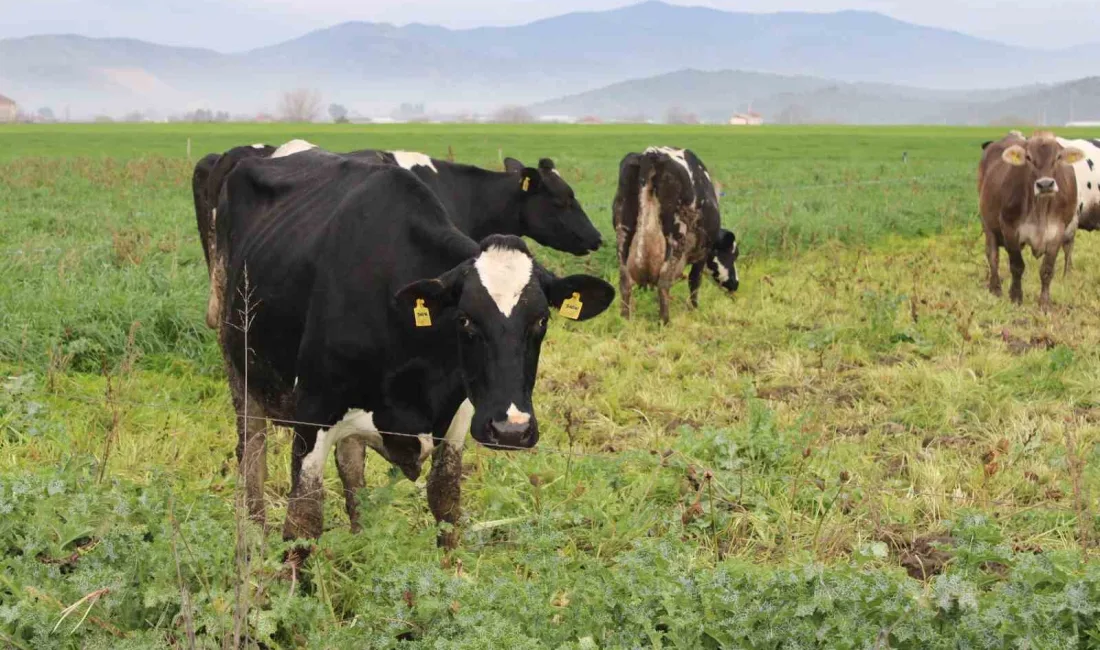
[40,387,1086,518]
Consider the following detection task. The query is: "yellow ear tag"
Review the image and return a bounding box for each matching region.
[521,177,530,192]
[413,299,432,327]
[559,292,583,320]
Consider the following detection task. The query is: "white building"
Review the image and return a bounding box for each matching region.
[0,94,17,123]
[729,111,763,126]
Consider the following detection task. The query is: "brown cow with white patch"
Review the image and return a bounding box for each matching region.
[978,131,1085,308]
[614,146,739,324]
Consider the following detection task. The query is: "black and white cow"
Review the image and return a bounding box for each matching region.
[203,139,603,331]
[613,146,739,324]
[1057,137,1100,232]
[215,152,615,546]
[191,142,277,328]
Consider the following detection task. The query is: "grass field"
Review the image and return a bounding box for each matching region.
[3,124,1100,648]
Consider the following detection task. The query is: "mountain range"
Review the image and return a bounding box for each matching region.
[0,1,1096,122]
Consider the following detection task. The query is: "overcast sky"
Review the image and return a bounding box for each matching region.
[1,0,1092,51]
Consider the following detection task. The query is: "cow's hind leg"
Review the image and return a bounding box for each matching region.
[334,438,366,533]
[984,231,1002,297]
[1038,248,1058,310]
[619,268,634,320]
[1006,243,1025,305]
[227,363,268,525]
[1062,238,1074,277]
[688,262,704,309]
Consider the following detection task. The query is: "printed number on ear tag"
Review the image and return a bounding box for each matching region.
[521,177,530,192]
[559,292,583,320]
[414,299,432,327]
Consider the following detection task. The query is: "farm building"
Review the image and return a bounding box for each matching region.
[729,111,763,126]
[0,94,17,122]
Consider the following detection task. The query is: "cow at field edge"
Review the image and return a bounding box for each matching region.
[978,131,1085,307]
[215,153,614,546]
[613,146,739,323]
[1056,137,1100,234]
[191,143,277,328]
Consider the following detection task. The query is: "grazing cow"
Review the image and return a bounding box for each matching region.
[215,152,614,546]
[346,148,603,255]
[613,146,739,323]
[191,143,277,328]
[978,131,1085,307]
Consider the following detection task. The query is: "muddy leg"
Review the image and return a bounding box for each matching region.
[1062,238,1074,277]
[205,253,227,330]
[619,269,634,320]
[283,424,324,540]
[984,231,1001,297]
[227,363,268,525]
[1006,243,1025,305]
[1038,248,1058,310]
[429,400,472,550]
[334,437,366,533]
[688,262,704,308]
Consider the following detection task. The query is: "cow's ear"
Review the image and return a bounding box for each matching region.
[503,157,525,174]
[545,274,615,322]
[520,167,542,194]
[980,140,992,150]
[1062,147,1085,165]
[715,228,736,251]
[1002,145,1026,167]
[394,275,460,330]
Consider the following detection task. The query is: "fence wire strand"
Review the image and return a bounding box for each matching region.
[36,387,1085,517]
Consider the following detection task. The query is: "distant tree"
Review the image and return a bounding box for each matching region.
[776,104,811,125]
[393,102,427,120]
[36,107,55,122]
[122,110,145,123]
[214,110,230,122]
[328,103,349,123]
[491,105,534,124]
[278,89,322,122]
[664,107,698,125]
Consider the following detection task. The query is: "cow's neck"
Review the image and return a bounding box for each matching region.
[440,165,525,240]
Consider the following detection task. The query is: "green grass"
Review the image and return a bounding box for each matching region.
[2,124,1100,648]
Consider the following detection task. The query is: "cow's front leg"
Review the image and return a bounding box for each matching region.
[1062,238,1074,277]
[283,423,324,540]
[335,437,366,533]
[618,268,634,320]
[688,262,704,308]
[1038,248,1058,310]
[984,230,1002,297]
[428,400,473,550]
[1005,241,1025,305]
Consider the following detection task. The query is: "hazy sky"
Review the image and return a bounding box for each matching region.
[1,0,1093,51]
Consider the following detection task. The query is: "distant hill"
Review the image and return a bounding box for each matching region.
[531,69,1100,126]
[0,1,1094,118]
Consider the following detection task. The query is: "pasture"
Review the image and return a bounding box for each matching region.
[3,123,1100,648]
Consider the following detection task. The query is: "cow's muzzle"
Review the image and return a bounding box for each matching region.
[482,420,537,449]
[1034,177,1058,195]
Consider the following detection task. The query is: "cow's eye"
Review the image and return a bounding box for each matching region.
[534,316,548,331]
[458,316,478,336]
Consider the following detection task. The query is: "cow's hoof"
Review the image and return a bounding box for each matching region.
[988,285,1002,297]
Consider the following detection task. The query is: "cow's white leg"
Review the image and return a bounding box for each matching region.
[284,410,382,540]
[428,399,473,550]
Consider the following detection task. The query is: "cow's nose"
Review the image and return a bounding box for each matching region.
[1035,178,1057,194]
[487,420,536,448]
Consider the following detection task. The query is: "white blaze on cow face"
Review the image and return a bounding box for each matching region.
[473,245,533,317]
[506,403,531,425]
[271,139,317,158]
[644,146,693,185]
[391,151,438,173]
